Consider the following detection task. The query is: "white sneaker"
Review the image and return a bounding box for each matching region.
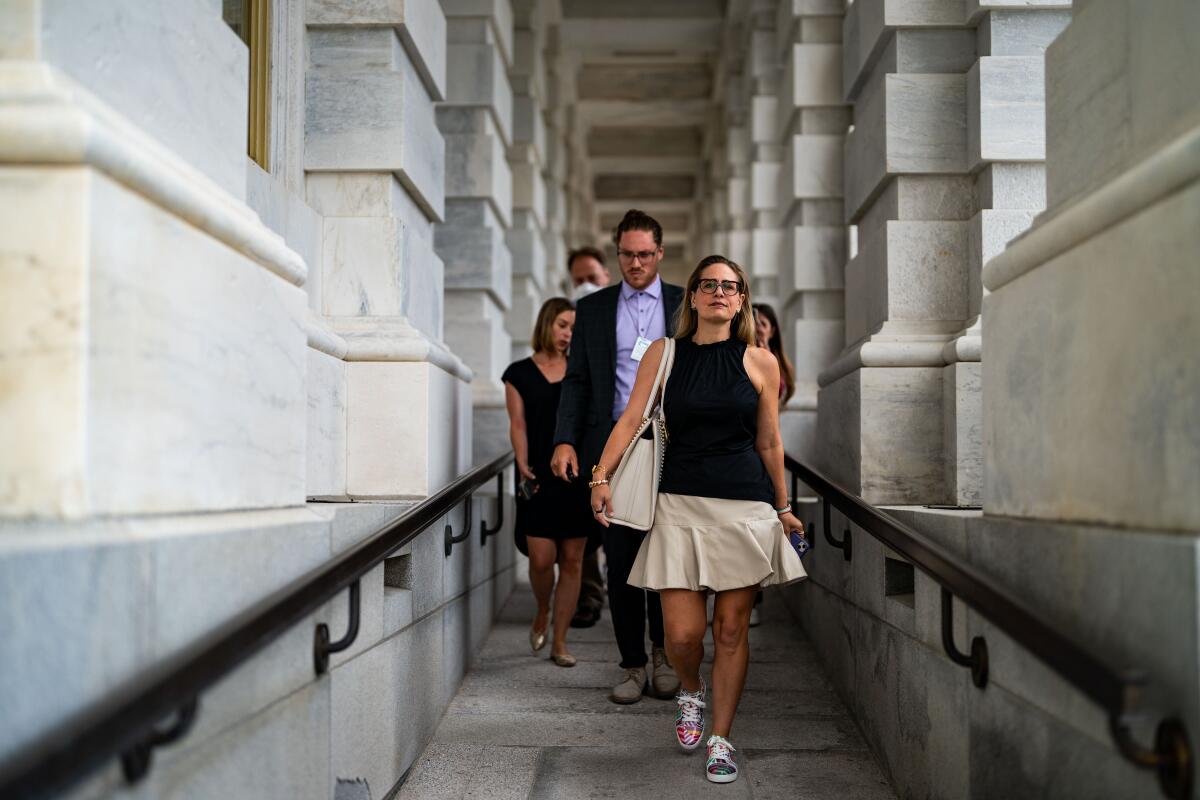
[674,679,706,751]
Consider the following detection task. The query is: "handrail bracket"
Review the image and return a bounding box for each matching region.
[480,472,505,547]
[1111,714,1193,800]
[314,579,361,675]
[940,587,988,688]
[119,698,199,783]
[822,501,852,562]
[444,495,474,557]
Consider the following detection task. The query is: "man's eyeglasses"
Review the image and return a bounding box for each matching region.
[695,279,743,295]
[617,249,659,264]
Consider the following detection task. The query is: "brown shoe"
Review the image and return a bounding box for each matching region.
[610,667,647,704]
[650,647,679,698]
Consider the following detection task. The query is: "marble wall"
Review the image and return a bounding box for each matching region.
[1,3,499,797]
[0,66,307,519]
[795,2,1199,799]
[984,0,1200,533]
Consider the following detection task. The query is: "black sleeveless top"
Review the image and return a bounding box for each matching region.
[658,337,774,505]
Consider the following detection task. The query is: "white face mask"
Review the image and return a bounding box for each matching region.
[573,281,601,300]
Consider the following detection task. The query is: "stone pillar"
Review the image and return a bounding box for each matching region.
[821,1,1070,505]
[541,8,578,296]
[820,1,979,503]
[774,0,850,458]
[0,2,309,518]
[505,0,547,353]
[306,2,471,499]
[436,0,516,464]
[937,5,1070,506]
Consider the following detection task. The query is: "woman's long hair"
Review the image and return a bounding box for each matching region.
[531,297,575,354]
[673,255,756,346]
[753,302,795,403]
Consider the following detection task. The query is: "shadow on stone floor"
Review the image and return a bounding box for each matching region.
[397,585,895,799]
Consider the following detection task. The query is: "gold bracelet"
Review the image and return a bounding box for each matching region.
[590,464,607,476]
[588,478,609,488]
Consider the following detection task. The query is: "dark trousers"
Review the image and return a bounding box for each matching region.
[603,524,664,669]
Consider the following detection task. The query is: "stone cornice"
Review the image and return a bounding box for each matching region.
[984,126,1200,292]
[328,317,474,382]
[818,338,952,387]
[0,63,307,287]
[305,312,349,360]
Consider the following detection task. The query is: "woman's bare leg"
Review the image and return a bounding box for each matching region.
[526,537,557,634]
[660,589,709,693]
[710,586,757,737]
[551,537,587,656]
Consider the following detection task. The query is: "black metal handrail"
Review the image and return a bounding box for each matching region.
[0,451,514,800]
[786,454,1192,800]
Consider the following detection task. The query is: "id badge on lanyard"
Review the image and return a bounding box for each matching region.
[631,335,653,362]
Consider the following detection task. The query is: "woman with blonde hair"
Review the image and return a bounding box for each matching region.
[502,297,591,667]
[588,255,807,783]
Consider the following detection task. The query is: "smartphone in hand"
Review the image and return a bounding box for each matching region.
[517,478,538,500]
[789,530,810,559]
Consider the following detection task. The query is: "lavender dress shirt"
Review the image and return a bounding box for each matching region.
[612,276,667,420]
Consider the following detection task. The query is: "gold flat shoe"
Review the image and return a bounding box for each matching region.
[529,626,548,653]
[550,653,577,667]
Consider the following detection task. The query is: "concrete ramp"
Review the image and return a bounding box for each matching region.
[398,588,895,798]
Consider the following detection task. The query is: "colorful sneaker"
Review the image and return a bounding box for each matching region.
[674,680,706,751]
[705,735,738,783]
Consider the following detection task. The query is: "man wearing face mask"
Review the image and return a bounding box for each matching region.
[553,210,684,704]
[564,246,612,629]
[568,246,610,300]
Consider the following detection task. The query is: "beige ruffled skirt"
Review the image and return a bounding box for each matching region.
[627,493,808,592]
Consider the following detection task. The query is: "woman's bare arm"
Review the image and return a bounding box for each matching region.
[589,338,668,523]
[746,347,804,535]
[504,382,536,481]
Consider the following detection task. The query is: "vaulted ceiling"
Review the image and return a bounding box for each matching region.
[559,0,731,286]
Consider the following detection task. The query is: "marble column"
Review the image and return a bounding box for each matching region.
[821,0,1065,504]
[819,0,976,503]
[0,1,309,518]
[306,2,470,499]
[940,4,1070,506]
[775,0,850,458]
[539,5,576,298]
[436,0,516,464]
[503,0,551,368]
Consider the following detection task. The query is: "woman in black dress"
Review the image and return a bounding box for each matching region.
[502,297,591,667]
[589,256,807,783]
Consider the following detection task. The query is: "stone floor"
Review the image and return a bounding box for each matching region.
[397,586,895,799]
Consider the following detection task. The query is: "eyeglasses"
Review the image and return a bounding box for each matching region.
[695,279,743,295]
[617,249,659,264]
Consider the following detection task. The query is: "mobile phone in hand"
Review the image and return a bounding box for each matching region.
[789,530,810,559]
[517,478,538,500]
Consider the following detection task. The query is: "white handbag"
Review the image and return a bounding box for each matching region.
[604,338,676,530]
